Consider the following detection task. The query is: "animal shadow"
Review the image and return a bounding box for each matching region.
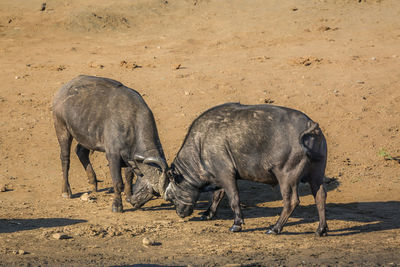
[0,218,86,234]
[110,265,184,267]
[192,179,400,236]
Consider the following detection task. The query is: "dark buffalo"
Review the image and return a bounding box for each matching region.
[164,103,328,236]
[52,75,168,212]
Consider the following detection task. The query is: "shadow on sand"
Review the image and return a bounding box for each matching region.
[0,218,87,234]
[110,265,185,267]
[184,179,400,236]
[109,177,399,237]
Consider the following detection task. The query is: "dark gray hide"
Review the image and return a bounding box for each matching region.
[52,75,167,212]
[165,103,328,236]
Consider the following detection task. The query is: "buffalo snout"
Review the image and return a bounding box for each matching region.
[176,203,194,218]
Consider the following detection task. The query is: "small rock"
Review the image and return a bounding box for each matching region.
[356,80,365,84]
[142,237,154,246]
[174,64,182,70]
[370,57,376,61]
[80,192,89,201]
[0,184,7,192]
[52,233,70,240]
[56,65,66,71]
[13,250,27,255]
[318,26,331,31]
[40,3,46,11]
[80,192,96,202]
[184,91,190,96]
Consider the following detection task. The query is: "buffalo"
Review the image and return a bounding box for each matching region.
[164,103,328,236]
[52,75,168,212]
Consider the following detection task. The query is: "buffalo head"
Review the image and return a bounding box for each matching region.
[164,167,199,218]
[128,156,168,209]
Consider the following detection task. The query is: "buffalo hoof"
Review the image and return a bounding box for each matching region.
[316,227,328,237]
[266,228,280,235]
[128,202,140,211]
[229,225,242,232]
[112,202,123,213]
[200,213,213,221]
[62,192,72,198]
[91,184,98,193]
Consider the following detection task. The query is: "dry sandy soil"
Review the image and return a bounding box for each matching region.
[1,0,400,266]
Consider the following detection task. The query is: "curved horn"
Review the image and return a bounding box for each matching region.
[142,156,168,197]
[143,156,167,172]
[134,154,146,162]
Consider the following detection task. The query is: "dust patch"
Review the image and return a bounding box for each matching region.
[62,11,131,32]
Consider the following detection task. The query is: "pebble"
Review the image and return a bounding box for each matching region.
[80,192,89,201]
[13,250,27,255]
[142,237,154,246]
[0,184,7,192]
[80,192,96,202]
[52,233,70,240]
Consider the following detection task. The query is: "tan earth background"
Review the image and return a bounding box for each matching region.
[1,0,400,266]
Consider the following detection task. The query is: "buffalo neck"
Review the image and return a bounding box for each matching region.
[172,157,206,190]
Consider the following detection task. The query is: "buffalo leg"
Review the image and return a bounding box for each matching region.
[201,189,225,220]
[267,180,300,235]
[107,153,124,212]
[123,167,134,201]
[220,178,244,232]
[54,119,73,198]
[309,175,328,236]
[75,144,97,192]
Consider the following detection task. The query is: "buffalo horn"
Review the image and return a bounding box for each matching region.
[143,156,168,197]
[143,157,167,172]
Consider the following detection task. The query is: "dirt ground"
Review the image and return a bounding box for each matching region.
[1,0,400,266]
